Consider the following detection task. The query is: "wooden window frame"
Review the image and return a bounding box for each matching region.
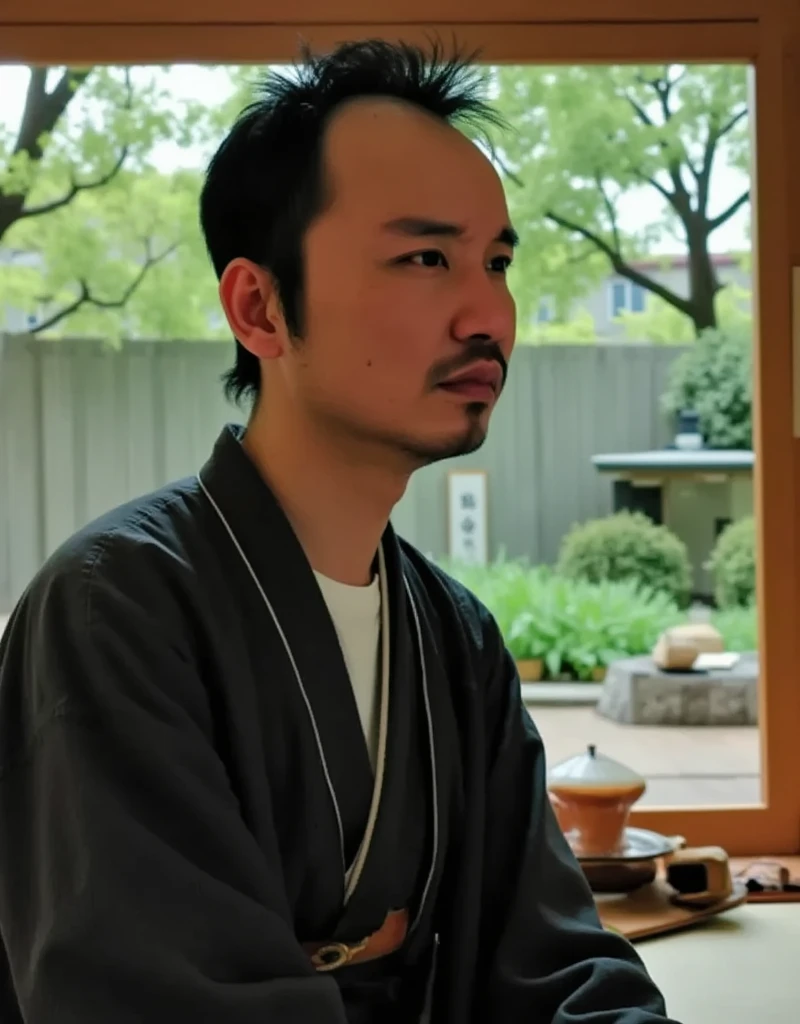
[2,1,799,856]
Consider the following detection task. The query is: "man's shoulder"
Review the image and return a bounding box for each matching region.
[20,476,204,617]
[0,477,216,768]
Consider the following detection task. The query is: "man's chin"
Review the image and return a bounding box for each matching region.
[397,422,489,467]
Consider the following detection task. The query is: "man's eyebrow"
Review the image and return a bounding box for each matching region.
[381,217,519,249]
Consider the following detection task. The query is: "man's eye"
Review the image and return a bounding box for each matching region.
[490,255,513,273]
[404,250,448,268]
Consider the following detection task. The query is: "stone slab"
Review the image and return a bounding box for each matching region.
[596,653,758,725]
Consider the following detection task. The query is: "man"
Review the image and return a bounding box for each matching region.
[0,40,679,1023]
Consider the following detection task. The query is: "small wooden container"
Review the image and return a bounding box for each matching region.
[666,845,734,907]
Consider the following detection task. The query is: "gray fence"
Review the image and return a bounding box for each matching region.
[0,334,685,613]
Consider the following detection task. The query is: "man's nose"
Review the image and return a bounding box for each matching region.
[451,275,515,348]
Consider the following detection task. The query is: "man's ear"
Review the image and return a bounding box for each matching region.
[218,258,290,360]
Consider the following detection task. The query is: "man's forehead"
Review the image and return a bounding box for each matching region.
[325,99,490,168]
[321,99,509,228]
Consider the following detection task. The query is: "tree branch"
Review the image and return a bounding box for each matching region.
[624,73,695,206]
[631,167,675,206]
[693,105,747,217]
[624,84,699,185]
[16,67,134,223]
[693,120,718,217]
[0,68,93,240]
[562,247,597,269]
[624,91,654,128]
[544,208,694,317]
[28,238,180,334]
[11,68,91,161]
[594,171,621,253]
[707,189,750,232]
[646,71,698,193]
[718,108,748,139]
[654,73,677,125]
[16,143,130,221]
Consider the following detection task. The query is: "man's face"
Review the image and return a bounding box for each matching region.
[282,98,517,466]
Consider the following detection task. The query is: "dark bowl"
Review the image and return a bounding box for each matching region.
[581,858,658,893]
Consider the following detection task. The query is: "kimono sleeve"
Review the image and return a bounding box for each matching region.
[0,559,348,1024]
[477,619,681,1023]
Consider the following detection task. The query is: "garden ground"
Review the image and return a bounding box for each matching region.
[0,614,758,806]
[528,701,759,806]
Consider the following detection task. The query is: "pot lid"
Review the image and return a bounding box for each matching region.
[547,744,645,788]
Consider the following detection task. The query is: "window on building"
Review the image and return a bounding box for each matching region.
[609,279,648,317]
[536,297,555,323]
[611,281,627,317]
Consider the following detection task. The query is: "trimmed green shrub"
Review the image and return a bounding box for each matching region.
[556,510,693,607]
[709,516,756,608]
[661,326,752,450]
[711,604,758,652]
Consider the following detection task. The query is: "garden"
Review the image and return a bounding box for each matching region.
[441,509,757,682]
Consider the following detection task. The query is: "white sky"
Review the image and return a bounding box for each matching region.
[0,63,750,255]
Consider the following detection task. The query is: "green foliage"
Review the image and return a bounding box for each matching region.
[556,510,693,607]
[3,167,222,344]
[444,557,684,680]
[710,603,758,651]
[522,575,683,681]
[708,516,756,608]
[661,325,752,449]
[0,65,254,339]
[617,295,696,344]
[517,309,599,345]
[490,63,750,333]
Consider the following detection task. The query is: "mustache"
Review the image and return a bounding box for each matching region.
[428,341,509,391]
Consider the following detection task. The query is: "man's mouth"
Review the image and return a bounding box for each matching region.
[437,361,502,403]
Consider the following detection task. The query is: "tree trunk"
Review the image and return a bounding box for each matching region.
[686,224,721,335]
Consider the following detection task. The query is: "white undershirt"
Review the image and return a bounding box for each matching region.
[313,570,382,771]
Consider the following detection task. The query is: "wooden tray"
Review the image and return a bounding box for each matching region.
[596,878,748,941]
[730,856,800,903]
[743,889,800,903]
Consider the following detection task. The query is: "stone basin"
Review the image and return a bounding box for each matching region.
[596,653,758,726]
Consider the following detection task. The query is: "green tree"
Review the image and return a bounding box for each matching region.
[617,281,752,344]
[661,325,752,448]
[517,309,599,344]
[492,64,750,334]
[0,65,248,340]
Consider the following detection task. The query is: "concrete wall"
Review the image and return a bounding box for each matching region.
[0,334,687,612]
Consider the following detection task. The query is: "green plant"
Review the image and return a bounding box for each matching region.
[441,558,684,680]
[708,516,756,608]
[711,604,758,651]
[556,510,693,607]
[528,576,683,681]
[661,326,752,449]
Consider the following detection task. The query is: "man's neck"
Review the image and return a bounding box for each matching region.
[242,409,409,586]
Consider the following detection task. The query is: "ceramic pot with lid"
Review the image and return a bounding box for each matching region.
[547,744,646,858]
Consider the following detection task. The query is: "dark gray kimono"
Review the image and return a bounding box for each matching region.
[0,424,679,1023]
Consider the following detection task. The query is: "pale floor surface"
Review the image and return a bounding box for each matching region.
[1,613,759,805]
[527,703,760,806]
[641,904,800,1023]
